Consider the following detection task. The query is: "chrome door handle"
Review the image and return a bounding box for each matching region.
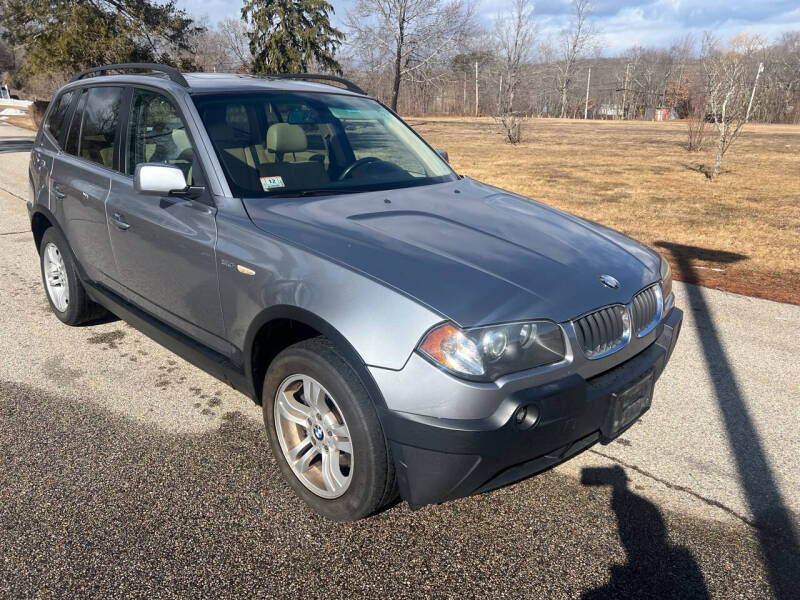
[53,185,66,199]
[111,212,130,230]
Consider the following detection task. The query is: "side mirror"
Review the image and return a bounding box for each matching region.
[435,148,449,163]
[134,163,188,196]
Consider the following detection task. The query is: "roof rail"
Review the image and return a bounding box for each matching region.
[268,73,365,95]
[70,63,189,87]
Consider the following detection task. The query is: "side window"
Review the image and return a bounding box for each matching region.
[126,89,195,186]
[64,90,87,156]
[79,87,123,169]
[63,86,122,169]
[45,91,74,144]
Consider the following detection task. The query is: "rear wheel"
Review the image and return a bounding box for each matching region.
[263,337,396,521]
[39,227,106,325]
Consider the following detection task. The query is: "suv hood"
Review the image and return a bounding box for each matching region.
[243,178,661,327]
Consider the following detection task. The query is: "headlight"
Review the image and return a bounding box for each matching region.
[660,256,673,301]
[418,320,568,381]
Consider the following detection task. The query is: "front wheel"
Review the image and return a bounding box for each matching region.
[262,337,396,521]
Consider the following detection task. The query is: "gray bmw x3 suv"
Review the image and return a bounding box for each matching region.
[28,64,682,521]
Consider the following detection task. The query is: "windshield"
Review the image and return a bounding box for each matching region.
[192,92,456,198]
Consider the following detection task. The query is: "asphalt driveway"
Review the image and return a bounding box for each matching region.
[1,125,798,598]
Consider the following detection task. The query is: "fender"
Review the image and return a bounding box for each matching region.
[28,204,88,273]
[29,203,61,246]
[244,304,389,410]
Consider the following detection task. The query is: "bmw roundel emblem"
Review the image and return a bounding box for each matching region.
[599,274,620,289]
[313,425,324,440]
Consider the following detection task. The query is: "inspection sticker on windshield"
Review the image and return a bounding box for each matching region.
[260,175,285,191]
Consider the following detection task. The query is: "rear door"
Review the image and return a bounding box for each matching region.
[106,86,225,342]
[51,86,123,282]
[31,89,76,206]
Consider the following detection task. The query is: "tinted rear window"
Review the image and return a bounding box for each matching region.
[45,91,74,143]
[64,86,123,169]
[80,87,123,169]
[65,90,87,156]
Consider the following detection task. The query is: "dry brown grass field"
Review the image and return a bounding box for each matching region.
[5,110,798,303]
[2,114,36,130]
[408,117,800,305]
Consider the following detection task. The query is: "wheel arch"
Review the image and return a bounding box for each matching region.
[244,305,388,410]
[30,205,60,253]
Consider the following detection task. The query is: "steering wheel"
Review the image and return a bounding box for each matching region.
[337,156,383,181]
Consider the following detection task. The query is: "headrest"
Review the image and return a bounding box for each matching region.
[267,123,307,154]
[172,128,190,151]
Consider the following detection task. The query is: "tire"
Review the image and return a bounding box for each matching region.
[262,337,396,521]
[39,227,106,325]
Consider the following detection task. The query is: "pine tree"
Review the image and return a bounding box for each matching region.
[242,0,343,75]
[0,0,198,78]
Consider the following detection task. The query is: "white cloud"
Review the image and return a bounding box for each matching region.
[175,0,800,54]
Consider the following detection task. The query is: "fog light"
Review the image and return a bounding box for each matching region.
[513,404,540,430]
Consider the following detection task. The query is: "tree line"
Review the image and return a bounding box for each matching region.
[1,0,798,127]
[0,0,796,126]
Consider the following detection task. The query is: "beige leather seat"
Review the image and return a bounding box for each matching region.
[260,123,328,189]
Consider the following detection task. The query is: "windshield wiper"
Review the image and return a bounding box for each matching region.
[298,189,353,197]
[268,188,366,198]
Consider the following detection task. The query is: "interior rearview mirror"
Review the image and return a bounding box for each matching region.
[435,148,449,163]
[134,163,189,196]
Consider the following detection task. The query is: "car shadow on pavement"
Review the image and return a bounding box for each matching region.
[656,241,800,600]
[580,465,710,599]
[0,379,778,597]
[82,311,121,326]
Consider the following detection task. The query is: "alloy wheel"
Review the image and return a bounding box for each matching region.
[274,374,354,498]
[43,242,69,312]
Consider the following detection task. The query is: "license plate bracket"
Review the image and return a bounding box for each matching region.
[601,370,654,442]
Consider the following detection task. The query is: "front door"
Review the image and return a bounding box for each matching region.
[106,87,225,343]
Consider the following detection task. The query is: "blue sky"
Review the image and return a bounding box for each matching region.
[177,0,800,55]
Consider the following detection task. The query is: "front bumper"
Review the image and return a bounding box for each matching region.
[378,307,683,508]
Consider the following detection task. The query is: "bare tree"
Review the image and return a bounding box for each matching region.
[495,0,536,115]
[702,33,765,178]
[494,0,536,142]
[554,0,596,118]
[218,18,252,72]
[331,25,800,123]
[685,81,707,151]
[187,20,226,72]
[760,31,800,124]
[187,19,252,73]
[345,0,475,111]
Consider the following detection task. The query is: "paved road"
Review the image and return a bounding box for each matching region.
[1,131,798,598]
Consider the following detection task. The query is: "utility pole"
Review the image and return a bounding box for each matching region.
[621,63,630,120]
[498,75,503,114]
[584,67,591,119]
[474,61,479,117]
[463,71,467,115]
[745,62,764,122]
